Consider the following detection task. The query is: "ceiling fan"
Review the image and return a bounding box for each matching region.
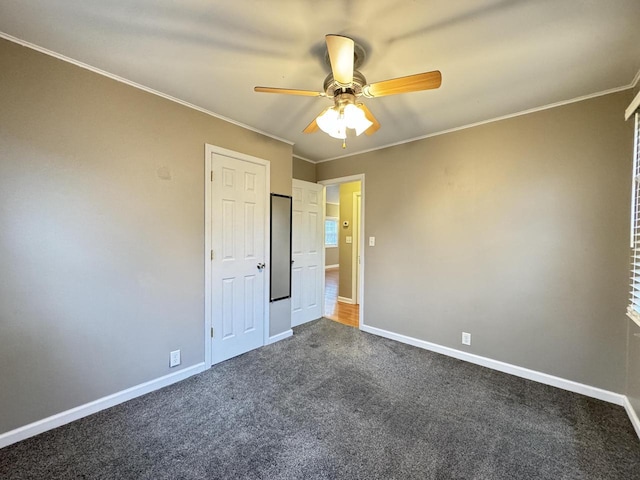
[254,34,442,147]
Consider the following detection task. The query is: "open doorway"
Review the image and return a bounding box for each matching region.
[319,175,364,328]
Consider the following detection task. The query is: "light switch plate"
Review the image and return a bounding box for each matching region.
[369,237,375,246]
[346,236,352,244]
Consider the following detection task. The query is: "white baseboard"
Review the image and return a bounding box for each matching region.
[624,396,640,439]
[325,264,339,270]
[3,331,635,450]
[360,324,624,406]
[266,329,293,344]
[0,362,206,449]
[337,296,354,304]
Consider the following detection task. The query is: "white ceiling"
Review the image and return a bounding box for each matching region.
[1,1,639,162]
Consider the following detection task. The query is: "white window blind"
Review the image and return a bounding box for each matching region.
[628,111,640,325]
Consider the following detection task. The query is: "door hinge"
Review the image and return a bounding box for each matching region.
[211,327,214,338]
[211,171,214,182]
[211,250,214,260]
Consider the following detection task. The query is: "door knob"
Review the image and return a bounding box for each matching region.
[257,263,265,271]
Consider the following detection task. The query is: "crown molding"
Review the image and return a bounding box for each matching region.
[626,90,640,120]
[316,83,636,164]
[631,67,640,89]
[4,31,636,163]
[0,32,295,146]
[625,67,640,120]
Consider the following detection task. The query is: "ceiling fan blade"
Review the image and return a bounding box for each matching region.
[254,86,324,97]
[363,70,442,98]
[326,34,354,85]
[303,117,320,134]
[358,104,380,136]
[303,108,331,134]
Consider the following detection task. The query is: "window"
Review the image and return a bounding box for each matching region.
[325,217,338,247]
[628,110,640,326]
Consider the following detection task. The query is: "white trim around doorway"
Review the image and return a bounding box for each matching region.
[318,174,365,329]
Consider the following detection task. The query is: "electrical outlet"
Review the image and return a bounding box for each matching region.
[462,332,471,346]
[170,349,181,367]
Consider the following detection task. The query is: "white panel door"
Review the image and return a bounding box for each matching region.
[291,179,323,327]
[211,153,266,364]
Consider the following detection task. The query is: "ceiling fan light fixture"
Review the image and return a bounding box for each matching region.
[344,104,373,136]
[317,102,373,140]
[316,107,346,139]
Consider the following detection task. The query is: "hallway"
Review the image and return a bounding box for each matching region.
[324,268,359,328]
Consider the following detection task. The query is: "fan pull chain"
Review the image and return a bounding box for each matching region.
[342,139,346,149]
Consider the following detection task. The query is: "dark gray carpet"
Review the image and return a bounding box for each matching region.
[1,318,640,479]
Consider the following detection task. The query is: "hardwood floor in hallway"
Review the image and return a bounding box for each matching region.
[324,268,359,328]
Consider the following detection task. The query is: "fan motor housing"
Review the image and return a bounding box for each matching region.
[324,70,367,98]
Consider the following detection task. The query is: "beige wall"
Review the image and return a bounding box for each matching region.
[326,203,340,217]
[318,90,634,393]
[293,157,316,183]
[325,248,339,267]
[339,182,361,300]
[0,38,292,434]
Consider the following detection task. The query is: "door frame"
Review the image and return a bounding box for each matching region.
[352,191,361,305]
[204,144,271,368]
[318,174,365,329]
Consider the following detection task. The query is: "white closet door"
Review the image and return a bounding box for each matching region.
[291,179,323,327]
[211,152,267,364]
